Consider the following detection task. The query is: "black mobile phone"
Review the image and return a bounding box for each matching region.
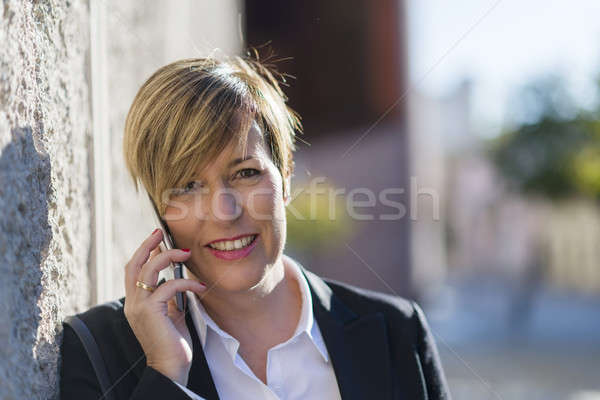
[147,193,186,312]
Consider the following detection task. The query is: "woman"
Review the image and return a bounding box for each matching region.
[60,55,451,400]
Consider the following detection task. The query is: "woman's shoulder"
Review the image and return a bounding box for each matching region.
[62,297,130,353]
[69,297,127,329]
[61,298,148,399]
[61,297,137,373]
[309,275,450,397]
[319,275,420,324]
[319,275,436,349]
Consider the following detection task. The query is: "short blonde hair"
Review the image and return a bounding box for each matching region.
[123,55,302,216]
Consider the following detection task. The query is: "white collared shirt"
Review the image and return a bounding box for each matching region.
[174,255,342,400]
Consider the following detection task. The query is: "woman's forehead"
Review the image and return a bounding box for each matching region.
[195,120,268,175]
[230,120,267,158]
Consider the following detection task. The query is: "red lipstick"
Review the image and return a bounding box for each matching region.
[206,234,259,261]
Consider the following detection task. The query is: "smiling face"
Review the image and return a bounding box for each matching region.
[163,119,290,293]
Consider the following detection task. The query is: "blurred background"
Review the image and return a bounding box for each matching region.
[1,0,599,398]
[252,1,600,398]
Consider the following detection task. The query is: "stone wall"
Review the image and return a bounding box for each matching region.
[0,1,92,399]
[0,1,242,398]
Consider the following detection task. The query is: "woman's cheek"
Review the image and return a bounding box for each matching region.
[253,192,276,221]
[244,176,277,219]
[172,220,197,249]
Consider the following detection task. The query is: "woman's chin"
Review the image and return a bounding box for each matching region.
[201,263,269,293]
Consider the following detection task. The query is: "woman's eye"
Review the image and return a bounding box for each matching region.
[236,168,260,179]
[183,181,202,193]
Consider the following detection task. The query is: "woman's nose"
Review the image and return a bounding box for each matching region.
[209,186,242,222]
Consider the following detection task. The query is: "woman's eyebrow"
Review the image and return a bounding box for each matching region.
[190,155,259,181]
[228,155,257,168]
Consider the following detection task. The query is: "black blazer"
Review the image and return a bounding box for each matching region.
[60,266,451,399]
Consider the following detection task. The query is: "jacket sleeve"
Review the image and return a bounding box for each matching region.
[412,301,452,400]
[60,323,194,400]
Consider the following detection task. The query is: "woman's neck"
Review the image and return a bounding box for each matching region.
[196,258,302,346]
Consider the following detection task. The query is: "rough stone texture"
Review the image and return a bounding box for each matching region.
[0,1,92,399]
[0,0,242,397]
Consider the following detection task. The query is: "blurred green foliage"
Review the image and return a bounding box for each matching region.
[285,180,355,252]
[488,76,600,200]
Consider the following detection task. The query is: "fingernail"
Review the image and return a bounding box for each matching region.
[199,281,207,286]
[152,228,160,235]
[181,248,190,252]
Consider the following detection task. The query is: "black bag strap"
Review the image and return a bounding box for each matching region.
[64,315,117,400]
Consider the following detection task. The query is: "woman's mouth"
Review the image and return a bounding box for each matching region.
[205,234,258,260]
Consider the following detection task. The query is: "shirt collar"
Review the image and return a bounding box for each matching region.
[184,255,329,363]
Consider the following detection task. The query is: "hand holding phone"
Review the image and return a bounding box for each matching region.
[123,228,207,386]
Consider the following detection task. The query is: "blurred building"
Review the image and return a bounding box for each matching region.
[407,81,474,300]
[413,79,600,295]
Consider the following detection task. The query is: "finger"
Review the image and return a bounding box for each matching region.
[132,229,164,268]
[125,229,163,296]
[150,279,207,303]
[167,297,182,319]
[145,246,162,274]
[136,249,192,298]
[149,245,161,261]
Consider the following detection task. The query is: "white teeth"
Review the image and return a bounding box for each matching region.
[209,235,256,251]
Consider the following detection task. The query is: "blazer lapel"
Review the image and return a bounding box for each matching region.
[300,265,393,400]
[186,309,220,400]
